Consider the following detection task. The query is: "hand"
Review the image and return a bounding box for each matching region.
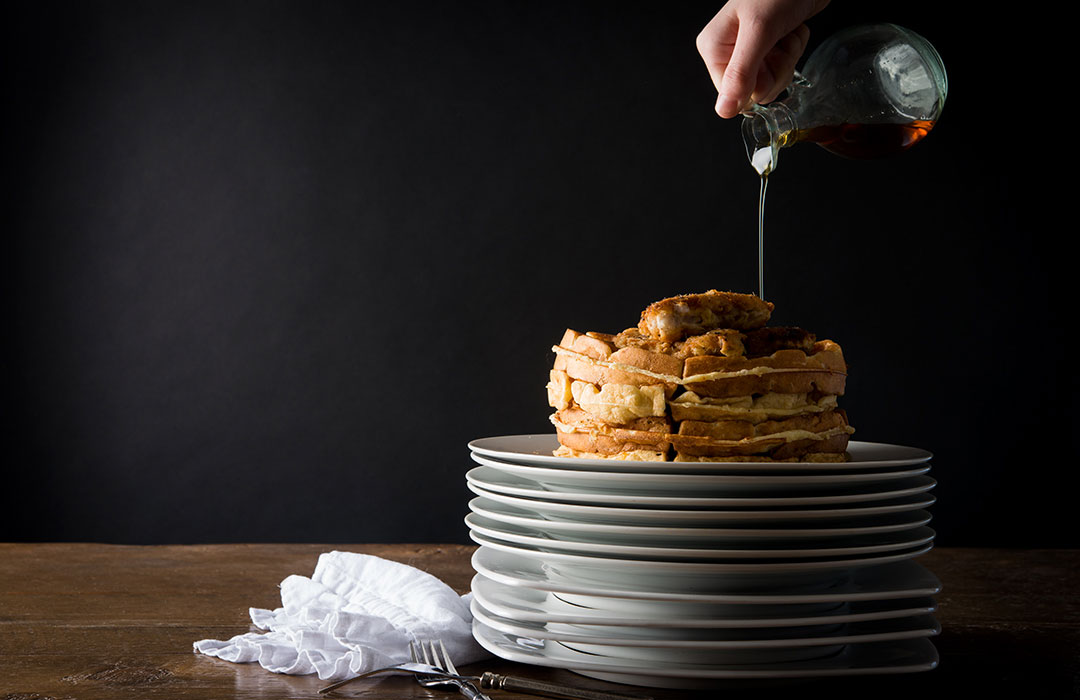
[696,0,830,118]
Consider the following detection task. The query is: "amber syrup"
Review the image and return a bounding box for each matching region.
[795,120,935,158]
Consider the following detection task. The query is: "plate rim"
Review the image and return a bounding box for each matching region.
[465,512,937,560]
[468,496,934,538]
[470,451,933,488]
[470,573,938,628]
[467,483,938,522]
[471,618,941,680]
[472,598,941,648]
[470,546,944,603]
[467,466,938,507]
[469,530,936,575]
[468,435,933,471]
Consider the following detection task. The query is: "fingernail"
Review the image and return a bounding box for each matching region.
[715,93,739,118]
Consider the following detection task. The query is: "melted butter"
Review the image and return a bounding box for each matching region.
[682,366,846,383]
[551,414,854,445]
[680,425,855,445]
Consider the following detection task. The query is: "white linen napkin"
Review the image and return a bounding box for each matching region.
[193,550,489,681]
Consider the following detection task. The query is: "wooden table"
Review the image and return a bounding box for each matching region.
[2,544,1077,699]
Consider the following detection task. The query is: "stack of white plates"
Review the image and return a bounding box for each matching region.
[464,435,940,688]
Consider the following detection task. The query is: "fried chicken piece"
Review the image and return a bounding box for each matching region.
[742,326,816,357]
[674,329,746,359]
[612,327,674,355]
[638,290,773,342]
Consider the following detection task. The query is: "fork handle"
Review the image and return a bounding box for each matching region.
[456,680,492,700]
[479,672,653,700]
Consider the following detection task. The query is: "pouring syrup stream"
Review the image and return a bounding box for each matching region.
[750,144,775,302]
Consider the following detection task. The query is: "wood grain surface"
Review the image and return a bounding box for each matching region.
[1,544,1077,699]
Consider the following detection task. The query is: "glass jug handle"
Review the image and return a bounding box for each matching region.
[789,70,811,89]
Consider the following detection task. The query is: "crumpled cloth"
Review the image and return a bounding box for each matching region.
[193,550,488,680]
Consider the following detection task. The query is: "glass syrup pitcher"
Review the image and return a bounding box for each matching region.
[742,23,949,176]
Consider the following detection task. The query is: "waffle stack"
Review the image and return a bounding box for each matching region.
[464,291,938,684]
[547,290,854,462]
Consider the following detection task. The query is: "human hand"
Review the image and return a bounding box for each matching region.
[696,0,830,118]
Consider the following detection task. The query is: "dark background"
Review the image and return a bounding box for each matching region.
[5,2,1064,546]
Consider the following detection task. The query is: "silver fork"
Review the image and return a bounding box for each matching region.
[318,640,653,700]
[413,639,491,700]
[316,660,454,695]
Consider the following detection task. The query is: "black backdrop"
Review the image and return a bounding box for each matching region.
[5,2,1065,546]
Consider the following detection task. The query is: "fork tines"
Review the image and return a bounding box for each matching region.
[411,638,459,675]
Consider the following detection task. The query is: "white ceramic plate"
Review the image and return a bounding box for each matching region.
[469,452,932,494]
[473,599,936,668]
[472,599,940,650]
[466,512,936,561]
[468,497,933,541]
[471,574,937,628]
[468,436,933,473]
[469,532,936,588]
[467,466,937,508]
[467,484,937,524]
[472,620,940,686]
[471,546,943,604]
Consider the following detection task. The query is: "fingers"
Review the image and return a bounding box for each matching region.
[695,11,738,97]
[712,14,777,117]
[753,23,810,105]
[697,0,829,118]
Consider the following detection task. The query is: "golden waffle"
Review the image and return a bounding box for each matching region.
[670,410,853,460]
[551,329,682,396]
[681,341,848,398]
[546,292,854,462]
[671,434,852,462]
[668,392,839,423]
[551,407,672,457]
